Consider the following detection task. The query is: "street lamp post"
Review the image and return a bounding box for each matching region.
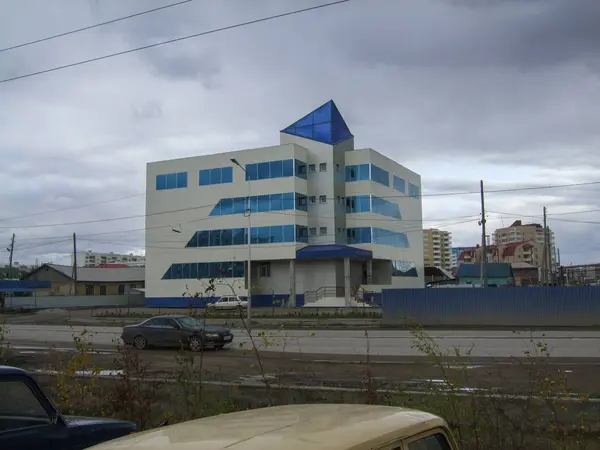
[230,158,252,324]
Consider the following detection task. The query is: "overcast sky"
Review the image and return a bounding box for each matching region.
[1,0,599,267]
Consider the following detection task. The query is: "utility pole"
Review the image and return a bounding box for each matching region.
[72,233,78,295]
[479,180,488,288]
[8,233,15,279]
[542,207,549,285]
[556,248,562,285]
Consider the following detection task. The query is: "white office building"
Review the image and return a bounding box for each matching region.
[145,100,424,307]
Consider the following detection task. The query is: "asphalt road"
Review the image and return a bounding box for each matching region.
[3,325,600,358]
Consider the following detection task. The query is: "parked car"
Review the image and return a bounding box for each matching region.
[0,365,137,450]
[86,403,458,449]
[206,295,247,312]
[121,315,233,351]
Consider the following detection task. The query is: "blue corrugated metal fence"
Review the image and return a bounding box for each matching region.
[381,286,600,327]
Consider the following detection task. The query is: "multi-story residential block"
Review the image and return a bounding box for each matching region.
[144,100,424,307]
[493,220,556,269]
[74,251,145,268]
[423,229,453,270]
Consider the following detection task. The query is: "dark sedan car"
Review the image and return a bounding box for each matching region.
[121,315,233,351]
[0,365,136,450]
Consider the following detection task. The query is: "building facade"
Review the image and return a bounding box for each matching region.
[493,220,556,269]
[423,229,452,270]
[144,100,424,307]
[74,251,145,268]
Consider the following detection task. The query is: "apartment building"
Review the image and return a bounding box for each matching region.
[145,100,424,307]
[74,251,146,268]
[493,220,556,269]
[423,229,453,270]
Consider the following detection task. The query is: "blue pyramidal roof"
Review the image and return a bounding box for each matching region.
[281,100,354,145]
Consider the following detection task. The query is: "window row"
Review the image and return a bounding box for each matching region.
[156,172,188,190]
[244,159,308,181]
[408,182,420,199]
[392,260,418,277]
[393,175,406,193]
[209,192,308,216]
[162,261,245,280]
[185,224,307,247]
[346,227,409,248]
[199,166,233,186]
[345,164,389,187]
[345,195,402,219]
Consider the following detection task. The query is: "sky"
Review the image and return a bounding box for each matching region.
[1,0,599,267]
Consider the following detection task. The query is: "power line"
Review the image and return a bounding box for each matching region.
[0,0,193,53]
[0,0,351,84]
[0,193,145,222]
[488,210,600,226]
[3,179,598,227]
[2,180,598,230]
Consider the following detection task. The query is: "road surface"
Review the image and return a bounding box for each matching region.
[3,325,600,358]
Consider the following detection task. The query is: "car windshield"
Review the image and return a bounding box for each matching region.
[176,316,201,328]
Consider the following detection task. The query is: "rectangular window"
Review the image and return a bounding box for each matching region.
[296,225,309,243]
[393,175,406,193]
[186,225,301,248]
[163,262,247,280]
[372,196,402,219]
[259,262,271,278]
[156,171,188,190]
[320,227,327,236]
[295,159,307,179]
[319,163,327,172]
[408,182,420,199]
[347,227,372,244]
[85,285,94,295]
[392,260,418,277]
[319,195,327,204]
[118,284,125,295]
[245,159,294,181]
[199,167,232,186]
[309,196,316,204]
[210,192,306,216]
[371,165,390,186]
[309,164,316,173]
[309,227,317,236]
[345,164,370,182]
[99,285,107,295]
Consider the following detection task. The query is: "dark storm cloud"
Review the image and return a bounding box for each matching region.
[1,0,599,264]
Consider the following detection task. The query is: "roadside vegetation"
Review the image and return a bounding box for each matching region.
[5,278,599,449]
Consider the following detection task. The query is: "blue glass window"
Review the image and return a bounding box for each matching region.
[372,228,409,248]
[347,227,409,248]
[270,160,283,178]
[199,167,233,186]
[185,224,301,248]
[347,227,372,244]
[296,225,309,243]
[156,172,187,190]
[393,175,406,193]
[282,159,294,177]
[346,195,371,213]
[345,164,370,182]
[408,182,420,199]
[210,192,307,216]
[372,196,402,219]
[163,261,246,280]
[245,159,295,181]
[283,225,295,242]
[282,192,294,210]
[295,160,307,179]
[371,165,389,186]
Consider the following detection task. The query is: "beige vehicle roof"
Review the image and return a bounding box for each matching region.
[89,404,448,450]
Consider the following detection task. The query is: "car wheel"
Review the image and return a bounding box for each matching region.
[133,335,147,350]
[189,335,204,352]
